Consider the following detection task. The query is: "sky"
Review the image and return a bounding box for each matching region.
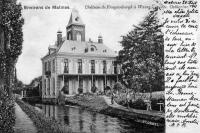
[16,0,156,84]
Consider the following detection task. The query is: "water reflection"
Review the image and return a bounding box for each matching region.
[37,104,164,133]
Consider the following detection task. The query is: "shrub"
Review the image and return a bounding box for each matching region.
[0,89,15,133]
[61,86,69,94]
[129,99,146,110]
[22,97,42,104]
[113,82,123,92]
[78,87,83,94]
[91,86,97,93]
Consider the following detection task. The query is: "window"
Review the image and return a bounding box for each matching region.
[44,79,46,95]
[75,17,79,21]
[78,78,83,94]
[52,78,55,96]
[90,45,97,52]
[48,78,50,95]
[44,62,47,72]
[78,59,82,74]
[79,79,83,88]
[62,77,69,94]
[48,61,51,72]
[114,61,117,74]
[45,61,51,77]
[103,60,107,74]
[77,32,81,41]
[93,78,96,87]
[67,32,71,40]
[71,47,76,51]
[103,78,107,88]
[91,47,94,52]
[91,77,96,88]
[91,60,95,74]
[85,48,88,53]
[64,59,69,73]
[52,59,55,73]
[91,77,97,93]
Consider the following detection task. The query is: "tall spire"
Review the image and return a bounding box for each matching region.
[67,8,84,26]
[66,8,85,41]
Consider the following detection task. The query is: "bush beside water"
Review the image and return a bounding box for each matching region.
[16,98,72,133]
[115,93,165,111]
[65,93,109,111]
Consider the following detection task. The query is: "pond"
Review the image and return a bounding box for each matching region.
[35,104,165,133]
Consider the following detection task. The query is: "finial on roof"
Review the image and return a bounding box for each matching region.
[57,29,62,33]
[98,34,103,43]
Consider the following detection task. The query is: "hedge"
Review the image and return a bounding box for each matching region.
[0,89,15,133]
[16,98,72,133]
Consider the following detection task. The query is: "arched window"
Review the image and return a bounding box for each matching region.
[90,45,97,52]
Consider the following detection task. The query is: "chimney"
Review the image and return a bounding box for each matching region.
[98,35,103,43]
[57,30,62,46]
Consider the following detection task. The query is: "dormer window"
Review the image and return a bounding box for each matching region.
[103,49,107,53]
[85,48,88,53]
[91,47,94,52]
[75,17,79,21]
[90,45,97,52]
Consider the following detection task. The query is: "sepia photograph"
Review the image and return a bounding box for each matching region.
[0,0,165,133]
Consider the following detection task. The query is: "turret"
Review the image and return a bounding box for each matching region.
[98,35,103,43]
[66,8,85,41]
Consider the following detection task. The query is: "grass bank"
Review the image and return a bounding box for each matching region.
[16,98,72,133]
[65,94,165,127]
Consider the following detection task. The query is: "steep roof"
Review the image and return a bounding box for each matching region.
[67,8,84,26]
[57,38,117,57]
[42,9,117,60]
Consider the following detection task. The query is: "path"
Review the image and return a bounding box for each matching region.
[14,103,37,133]
[101,95,164,118]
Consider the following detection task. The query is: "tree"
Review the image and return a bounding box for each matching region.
[117,7,164,93]
[113,82,123,92]
[29,76,42,86]
[0,1,23,132]
[0,0,24,96]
